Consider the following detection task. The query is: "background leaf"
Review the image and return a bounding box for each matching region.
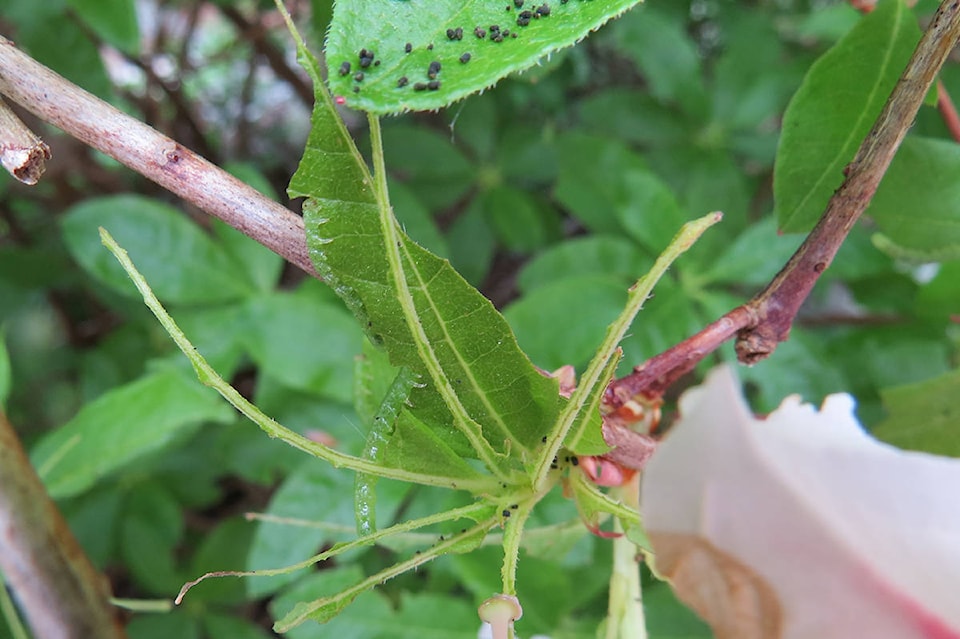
[774,0,921,232]
[325,0,644,113]
[874,368,960,456]
[62,195,255,304]
[868,136,960,253]
[31,367,233,499]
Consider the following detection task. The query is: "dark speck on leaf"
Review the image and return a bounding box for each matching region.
[514,0,524,6]
[397,76,409,87]
[571,456,579,466]
[427,43,434,50]
[537,3,551,15]
[474,26,486,38]
[404,42,413,53]
[354,72,364,82]
[374,60,381,66]
[511,31,518,37]
[446,27,464,40]
[427,80,441,90]
[352,86,360,93]
[338,61,351,76]
[428,60,441,78]
[517,10,533,26]
[413,82,428,91]
[459,52,471,63]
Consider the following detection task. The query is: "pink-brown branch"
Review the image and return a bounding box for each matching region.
[605,0,960,434]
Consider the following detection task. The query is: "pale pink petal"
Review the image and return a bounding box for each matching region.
[640,366,960,639]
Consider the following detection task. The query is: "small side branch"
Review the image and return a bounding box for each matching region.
[606,0,960,422]
[0,35,316,278]
[0,95,49,184]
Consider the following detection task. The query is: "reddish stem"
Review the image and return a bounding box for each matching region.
[605,0,960,421]
[937,79,960,142]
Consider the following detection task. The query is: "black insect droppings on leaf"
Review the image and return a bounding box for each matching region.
[397,76,409,87]
[537,3,551,16]
[474,26,487,38]
[459,52,471,63]
[413,82,428,91]
[338,61,351,76]
[517,10,533,26]
[404,42,413,53]
[428,60,442,79]
[427,80,441,90]
[354,72,365,82]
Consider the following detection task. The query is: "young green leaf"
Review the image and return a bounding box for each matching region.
[774,0,920,232]
[325,0,644,114]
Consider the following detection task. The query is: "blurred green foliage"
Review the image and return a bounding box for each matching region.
[2,0,960,637]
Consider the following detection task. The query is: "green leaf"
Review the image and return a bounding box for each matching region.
[62,195,254,304]
[31,367,233,499]
[65,0,139,55]
[482,185,560,253]
[918,260,960,321]
[188,518,257,605]
[382,125,475,211]
[446,199,497,286]
[506,275,627,371]
[126,611,200,639]
[774,0,920,232]
[612,168,689,255]
[390,180,449,259]
[241,289,363,402]
[611,5,707,118]
[202,614,273,639]
[324,0,644,114]
[702,215,803,286]
[517,235,652,293]
[874,368,960,456]
[868,137,960,254]
[554,133,648,235]
[246,459,358,598]
[119,481,185,595]
[292,48,558,470]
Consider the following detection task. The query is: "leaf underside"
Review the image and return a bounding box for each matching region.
[292,45,559,476]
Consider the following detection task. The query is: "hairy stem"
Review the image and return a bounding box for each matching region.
[606,0,960,415]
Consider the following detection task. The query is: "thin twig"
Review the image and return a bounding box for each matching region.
[0,35,316,278]
[0,412,127,639]
[606,0,960,422]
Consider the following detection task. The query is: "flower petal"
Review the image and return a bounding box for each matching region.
[641,366,960,639]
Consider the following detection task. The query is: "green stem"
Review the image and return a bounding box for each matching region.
[533,212,721,492]
[366,113,510,481]
[275,513,500,632]
[605,478,646,639]
[499,501,535,596]
[100,228,498,494]
[178,501,493,604]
